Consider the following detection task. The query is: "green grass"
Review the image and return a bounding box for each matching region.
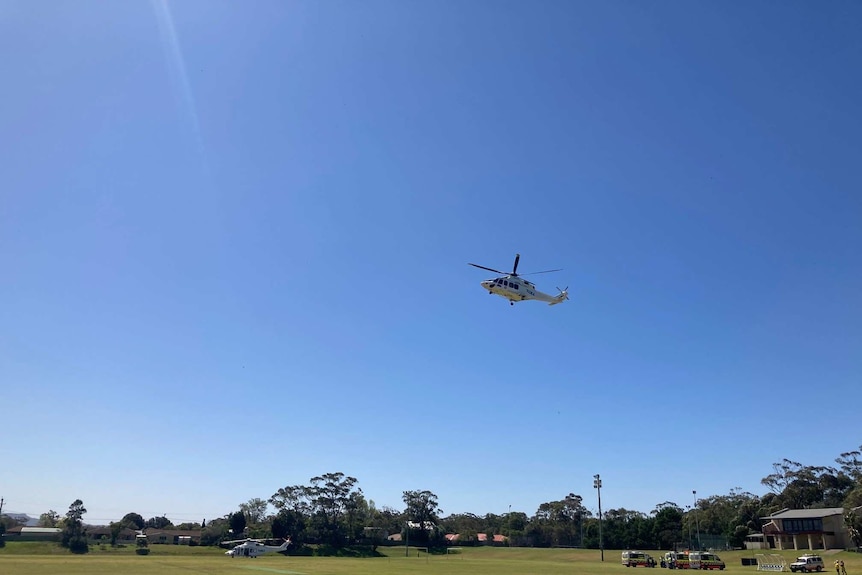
[2,543,861,575]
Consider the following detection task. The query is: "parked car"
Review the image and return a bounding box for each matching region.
[790,555,824,573]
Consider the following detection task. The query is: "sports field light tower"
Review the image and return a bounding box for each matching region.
[593,474,604,562]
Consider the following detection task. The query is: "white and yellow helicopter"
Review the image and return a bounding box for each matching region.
[223,537,291,558]
[469,253,569,306]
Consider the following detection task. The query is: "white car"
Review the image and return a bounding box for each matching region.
[790,555,824,573]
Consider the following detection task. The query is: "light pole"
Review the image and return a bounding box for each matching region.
[692,490,701,550]
[685,505,692,549]
[507,505,512,540]
[594,474,604,562]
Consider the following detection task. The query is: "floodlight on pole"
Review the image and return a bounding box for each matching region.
[593,474,604,562]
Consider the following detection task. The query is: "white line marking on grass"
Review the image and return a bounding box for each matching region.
[240,567,305,575]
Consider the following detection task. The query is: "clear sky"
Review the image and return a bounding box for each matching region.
[2,0,860,525]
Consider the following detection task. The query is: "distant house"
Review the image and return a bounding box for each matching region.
[143,529,202,545]
[760,507,854,550]
[393,531,507,546]
[86,526,137,543]
[477,533,508,545]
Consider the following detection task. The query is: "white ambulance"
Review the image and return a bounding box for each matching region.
[622,550,657,567]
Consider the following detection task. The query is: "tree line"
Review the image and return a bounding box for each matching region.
[4,445,861,553]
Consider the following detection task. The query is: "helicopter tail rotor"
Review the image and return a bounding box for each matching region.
[549,286,569,306]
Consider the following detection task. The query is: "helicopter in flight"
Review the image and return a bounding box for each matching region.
[469,253,569,306]
[223,537,291,558]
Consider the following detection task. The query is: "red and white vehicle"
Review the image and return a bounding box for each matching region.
[622,550,657,567]
[662,551,725,570]
[689,552,726,570]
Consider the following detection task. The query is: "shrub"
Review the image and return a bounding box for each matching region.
[69,537,89,554]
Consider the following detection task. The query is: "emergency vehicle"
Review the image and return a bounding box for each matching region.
[663,551,690,569]
[622,550,657,567]
[662,551,725,570]
[689,552,726,570]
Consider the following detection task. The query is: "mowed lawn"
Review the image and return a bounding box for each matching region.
[2,544,862,575]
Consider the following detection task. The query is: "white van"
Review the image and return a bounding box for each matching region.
[622,550,657,567]
[689,551,726,570]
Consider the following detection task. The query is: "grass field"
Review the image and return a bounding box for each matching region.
[2,543,861,575]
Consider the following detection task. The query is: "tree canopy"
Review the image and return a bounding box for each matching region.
[61,499,88,553]
[30,444,862,553]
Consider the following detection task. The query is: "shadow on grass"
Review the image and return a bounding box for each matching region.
[289,544,385,558]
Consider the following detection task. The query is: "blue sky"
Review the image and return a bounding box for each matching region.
[2,0,860,525]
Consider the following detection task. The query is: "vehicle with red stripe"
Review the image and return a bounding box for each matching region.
[623,550,658,567]
[661,551,725,570]
[689,552,726,570]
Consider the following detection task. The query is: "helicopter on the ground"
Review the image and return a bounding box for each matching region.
[223,537,291,558]
[469,253,569,306]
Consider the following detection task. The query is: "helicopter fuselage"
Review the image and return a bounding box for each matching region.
[481,275,538,302]
[225,539,290,558]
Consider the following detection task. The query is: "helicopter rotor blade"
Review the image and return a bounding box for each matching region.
[468,263,507,275]
[522,268,562,275]
[512,253,520,275]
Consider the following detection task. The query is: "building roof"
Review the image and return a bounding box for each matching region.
[5,527,62,534]
[762,508,845,520]
[477,533,508,543]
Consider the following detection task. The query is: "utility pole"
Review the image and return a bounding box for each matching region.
[686,505,692,549]
[594,475,603,562]
[692,490,701,551]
